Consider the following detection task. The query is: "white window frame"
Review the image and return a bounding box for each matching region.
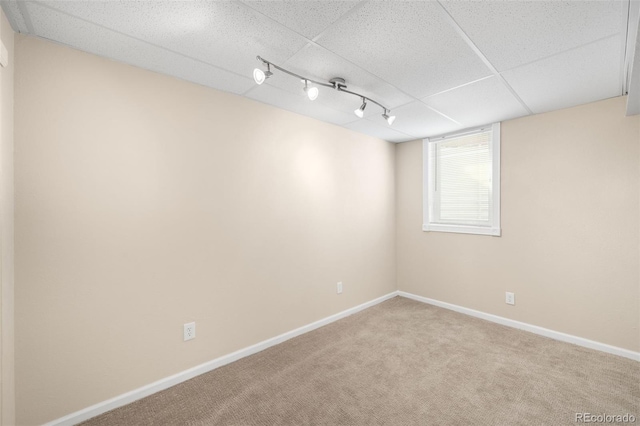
[422,123,501,236]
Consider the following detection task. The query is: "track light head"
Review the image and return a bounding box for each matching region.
[354,99,367,118]
[253,68,265,84]
[306,86,319,101]
[253,64,272,85]
[303,80,319,101]
[382,110,396,125]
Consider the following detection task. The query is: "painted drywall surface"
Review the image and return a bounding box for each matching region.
[397,96,640,352]
[14,35,396,425]
[0,9,15,426]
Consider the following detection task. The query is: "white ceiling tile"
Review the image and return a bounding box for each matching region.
[240,0,361,40]
[441,0,626,72]
[502,36,622,114]
[422,76,529,128]
[283,44,414,110]
[375,101,461,139]
[1,1,28,33]
[247,84,357,126]
[343,119,415,143]
[25,2,255,95]
[38,1,309,76]
[315,1,492,99]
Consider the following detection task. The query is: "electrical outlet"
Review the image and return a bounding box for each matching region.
[505,292,515,305]
[183,322,196,341]
[337,282,343,294]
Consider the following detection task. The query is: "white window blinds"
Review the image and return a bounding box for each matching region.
[423,124,500,236]
[431,131,492,225]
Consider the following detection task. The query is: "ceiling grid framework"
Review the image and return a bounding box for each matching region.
[434,0,533,116]
[1,0,637,143]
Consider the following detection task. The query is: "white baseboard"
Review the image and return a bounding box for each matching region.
[398,291,640,362]
[45,291,399,426]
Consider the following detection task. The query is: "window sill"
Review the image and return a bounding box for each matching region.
[422,223,501,236]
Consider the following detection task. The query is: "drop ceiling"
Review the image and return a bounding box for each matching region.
[2,0,638,143]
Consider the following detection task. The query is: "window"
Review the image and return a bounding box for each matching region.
[423,123,500,236]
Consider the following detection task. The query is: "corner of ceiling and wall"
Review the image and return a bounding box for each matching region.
[0,5,15,426]
[623,0,640,116]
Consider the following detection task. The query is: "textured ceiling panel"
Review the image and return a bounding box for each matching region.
[1,0,28,33]
[283,44,414,110]
[1,0,634,142]
[240,0,361,40]
[343,119,414,143]
[247,84,357,126]
[502,36,622,114]
[376,101,461,139]
[38,0,309,76]
[25,2,256,95]
[441,0,625,72]
[423,76,529,129]
[316,1,492,99]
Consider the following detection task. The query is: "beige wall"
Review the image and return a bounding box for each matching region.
[0,9,15,426]
[397,96,640,352]
[14,35,396,425]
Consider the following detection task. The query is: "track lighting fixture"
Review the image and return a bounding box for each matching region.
[303,80,319,101]
[382,110,396,125]
[253,56,396,126]
[354,99,367,118]
[253,63,272,85]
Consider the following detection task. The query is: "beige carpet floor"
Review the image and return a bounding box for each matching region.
[81,296,639,425]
